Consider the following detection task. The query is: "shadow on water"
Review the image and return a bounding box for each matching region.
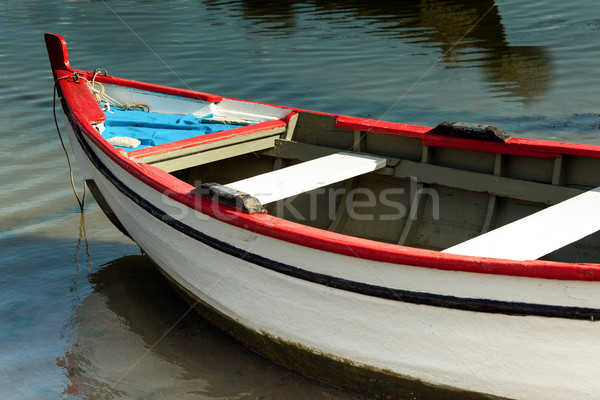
[238,0,554,103]
[58,253,364,399]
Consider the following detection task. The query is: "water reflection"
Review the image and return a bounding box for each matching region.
[58,255,361,399]
[74,212,92,272]
[240,0,297,32]
[241,0,553,103]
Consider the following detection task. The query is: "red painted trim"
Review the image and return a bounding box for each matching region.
[128,118,288,158]
[48,33,600,282]
[336,115,432,137]
[422,136,559,159]
[507,137,600,158]
[90,73,223,103]
[285,111,299,123]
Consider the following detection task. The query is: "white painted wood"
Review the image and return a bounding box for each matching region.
[443,187,600,260]
[226,152,387,204]
[215,98,290,121]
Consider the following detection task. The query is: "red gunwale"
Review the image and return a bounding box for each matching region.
[46,33,600,282]
[337,115,600,159]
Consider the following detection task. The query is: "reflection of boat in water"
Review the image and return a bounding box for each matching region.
[47,32,600,400]
[58,255,357,399]
[244,0,553,103]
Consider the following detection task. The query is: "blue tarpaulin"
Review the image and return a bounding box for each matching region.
[101,108,243,152]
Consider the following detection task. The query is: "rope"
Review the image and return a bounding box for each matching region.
[53,73,87,211]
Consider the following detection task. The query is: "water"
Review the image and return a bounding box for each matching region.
[1,0,600,398]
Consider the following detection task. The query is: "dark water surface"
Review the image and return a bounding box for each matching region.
[2,0,600,398]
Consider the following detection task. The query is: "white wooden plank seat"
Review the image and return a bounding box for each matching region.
[226,152,388,205]
[443,187,600,261]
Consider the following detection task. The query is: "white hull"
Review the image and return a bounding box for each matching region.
[64,117,600,400]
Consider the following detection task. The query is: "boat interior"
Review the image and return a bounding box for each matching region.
[91,82,600,264]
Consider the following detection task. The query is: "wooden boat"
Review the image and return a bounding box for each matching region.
[45,33,600,400]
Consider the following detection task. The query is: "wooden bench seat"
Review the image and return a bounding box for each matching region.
[227,152,387,204]
[443,187,600,260]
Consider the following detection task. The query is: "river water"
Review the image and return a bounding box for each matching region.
[1,1,599,399]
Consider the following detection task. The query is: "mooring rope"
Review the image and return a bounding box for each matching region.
[53,73,87,211]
